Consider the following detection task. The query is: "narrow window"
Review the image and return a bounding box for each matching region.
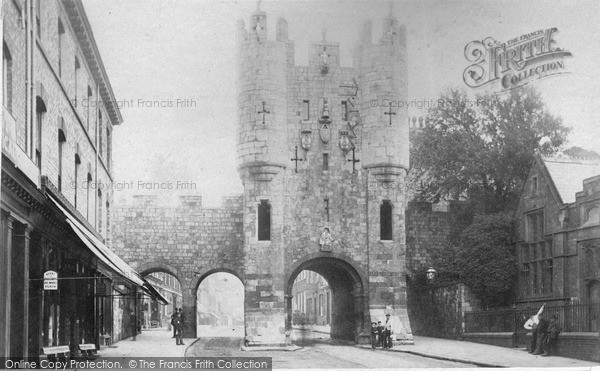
[86,172,92,220]
[2,42,12,113]
[86,86,93,130]
[258,200,271,241]
[324,198,330,222]
[106,127,111,171]
[74,154,81,207]
[380,200,393,240]
[35,0,41,39]
[98,111,103,157]
[532,176,538,193]
[35,97,47,167]
[341,101,348,121]
[323,153,329,171]
[302,100,310,121]
[58,20,65,77]
[74,57,80,103]
[106,201,111,236]
[58,125,66,191]
[98,190,103,233]
[319,294,323,316]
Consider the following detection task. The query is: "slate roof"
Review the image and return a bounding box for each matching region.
[541,156,600,204]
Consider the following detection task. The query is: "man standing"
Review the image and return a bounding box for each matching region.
[170,309,178,338]
[532,313,549,355]
[130,311,137,341]
[523,302,545,353]
[174,309,184,346]
[377,321,384,348]
[383,314,392,349]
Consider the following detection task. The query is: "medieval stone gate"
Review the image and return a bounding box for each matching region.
[113,7,414,347]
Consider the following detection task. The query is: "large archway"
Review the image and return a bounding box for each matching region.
[286,256,366,342]
[195,271,245,338]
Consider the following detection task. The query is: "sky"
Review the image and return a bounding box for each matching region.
[83,0,600,207]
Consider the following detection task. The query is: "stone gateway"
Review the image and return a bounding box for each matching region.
[113,7,413,347]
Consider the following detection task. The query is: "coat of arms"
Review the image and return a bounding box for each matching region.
[319,99,332,144]
[301,130,312,151]
[339,130,352,152]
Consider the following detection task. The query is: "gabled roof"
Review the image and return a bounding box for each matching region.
[539,155,600,204]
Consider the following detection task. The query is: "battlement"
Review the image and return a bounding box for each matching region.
[118,194,243,211]
[237,7,405,69]
[408,116,430,131]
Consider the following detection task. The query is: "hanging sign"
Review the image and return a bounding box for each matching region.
[43,270,58,291]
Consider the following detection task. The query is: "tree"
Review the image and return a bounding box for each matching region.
[455,213,516,308]
[411,86,570,214]
[563,146,600,159]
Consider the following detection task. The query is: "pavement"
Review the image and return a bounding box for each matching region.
[98,328,600,369]
[359,335,599,368]
[97,328,194,357]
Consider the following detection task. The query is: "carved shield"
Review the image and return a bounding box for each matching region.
[339,130,352,152]
[320,123,331,143]
[301,130,312,150]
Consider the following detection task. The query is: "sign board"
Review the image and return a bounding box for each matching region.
[44,270,58,291]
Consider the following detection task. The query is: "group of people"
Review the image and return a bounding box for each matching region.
[371,313,393,349]
[170,308,185,346]
[524,303,562,357]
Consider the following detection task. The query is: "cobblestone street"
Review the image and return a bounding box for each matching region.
[185,337,473,369]
[97,329,599,369]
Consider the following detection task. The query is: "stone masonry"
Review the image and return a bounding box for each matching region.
[113,7,414,346]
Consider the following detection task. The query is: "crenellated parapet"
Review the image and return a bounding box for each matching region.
[354,12,408,182]
[235,3,413,347]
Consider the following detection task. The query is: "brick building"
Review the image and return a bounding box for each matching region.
[515,154,600,304]
[1,0,164,358]
[291,271,332,326]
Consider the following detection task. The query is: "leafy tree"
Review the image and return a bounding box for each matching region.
[563,146,600,159]
[411,86,570,214]
[454,213,516,308]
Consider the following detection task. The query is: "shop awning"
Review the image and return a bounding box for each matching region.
[48,194,168,305]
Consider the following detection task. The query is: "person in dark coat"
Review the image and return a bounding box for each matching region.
[370,322,379,349]
[170,310,178,338]
[543,315,561,356]
[130,311,137,341]
[377,321,384,348]
[532,313,549,355]
[173,310,184,346]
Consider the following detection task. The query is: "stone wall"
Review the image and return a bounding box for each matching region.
[406,201,471,273]
[112,194,244,337]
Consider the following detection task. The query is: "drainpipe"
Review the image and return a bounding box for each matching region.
[25,0,33,160]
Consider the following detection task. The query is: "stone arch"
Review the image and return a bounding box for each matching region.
[138,261,181,283]
[191,266,245,291]
[284,252,368,292]
[192,267,246,338]
[285,252,368,342]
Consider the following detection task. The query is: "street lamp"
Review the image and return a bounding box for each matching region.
[426,267,436,281]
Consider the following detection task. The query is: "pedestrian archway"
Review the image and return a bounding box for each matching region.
[286,256,366,342]
[196,271,244,338]
[141,271,183,333]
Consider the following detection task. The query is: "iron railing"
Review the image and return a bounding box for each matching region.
[465,301,600,333]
